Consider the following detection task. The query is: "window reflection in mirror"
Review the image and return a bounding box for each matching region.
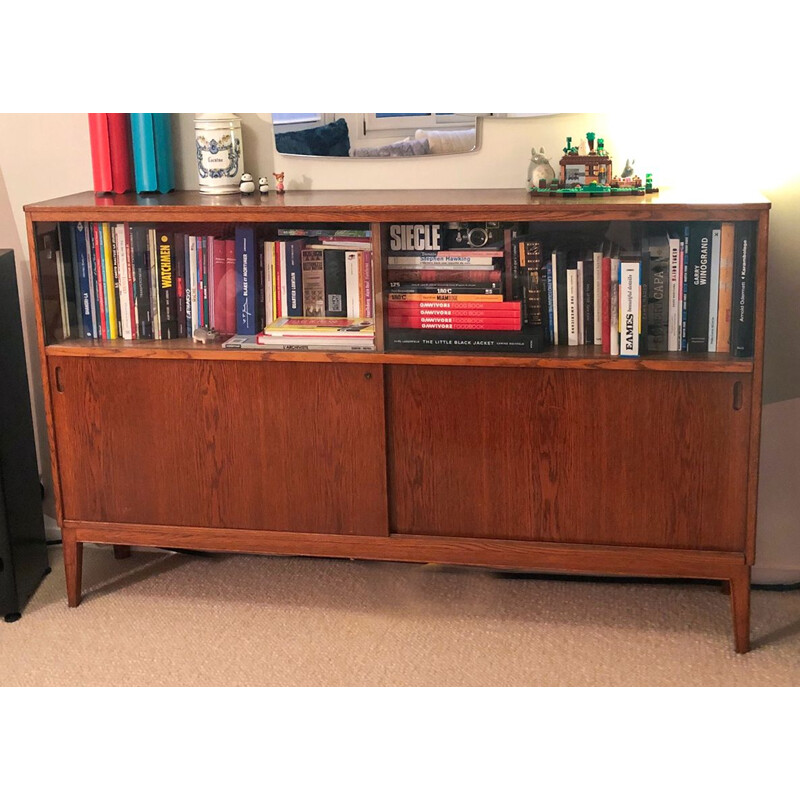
[272,113,481,159]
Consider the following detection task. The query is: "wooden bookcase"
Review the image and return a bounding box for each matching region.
[24,189,770,653]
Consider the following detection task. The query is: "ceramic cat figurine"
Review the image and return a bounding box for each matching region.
[527,147,556,189]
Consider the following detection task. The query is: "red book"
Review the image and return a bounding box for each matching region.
[387,300,521,314]
[601,256,611,353]
[387,299,510,311]
[388,317,522,331]
[107,113,134,194]
[387,269,503,284]
[212,238,227,332]
[88,114,113,193]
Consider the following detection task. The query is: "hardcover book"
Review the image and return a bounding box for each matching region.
[707,227,722,352]
[716,222,735,353]
[385,328,545,353]
[731,222,756,357]
[685,223,713,352]
[155,229,178,339]
[322,248,347,317]
[301,248,325,317]
[619,260,640,357]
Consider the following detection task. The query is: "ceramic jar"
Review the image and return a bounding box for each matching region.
[194,113,243,194]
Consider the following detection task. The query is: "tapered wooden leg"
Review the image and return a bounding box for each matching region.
[113,545,132,559]
[729,566,751,654]
[62,528,84,608]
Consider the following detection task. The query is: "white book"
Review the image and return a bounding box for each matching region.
[576,259,584,344]
[114,224,132,340]
[189,236,198,330]
[707,227,721,352]
[345,251,360,317]
[619,261,641,357]
[667,233,681,351]
[567,267,580,346]
[593,249,603,344]
[610,257,620,356]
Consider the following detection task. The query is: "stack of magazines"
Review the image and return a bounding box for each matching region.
[223,317,375,352]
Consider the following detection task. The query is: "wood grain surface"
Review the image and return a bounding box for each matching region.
[50,357,388,535]
[386,365,751,550]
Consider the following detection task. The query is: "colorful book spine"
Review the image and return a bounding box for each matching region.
[387,269,502,284]
[387,293,504,303]
[387,318,522,330]
[152,113,175,193]
[156,229,178,339]
[107,113,133,194]
[601,255,611,354]
[87,114,113,193]
[716,222,735,353]
[175,232,186,337]
[130,113,158,193]
[114,223,132,339]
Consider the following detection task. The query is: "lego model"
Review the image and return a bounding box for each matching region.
[528,133,658,197]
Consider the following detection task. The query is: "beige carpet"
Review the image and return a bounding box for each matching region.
[2,544,799,686]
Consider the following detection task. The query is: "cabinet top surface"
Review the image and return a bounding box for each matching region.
[24,188,771,222]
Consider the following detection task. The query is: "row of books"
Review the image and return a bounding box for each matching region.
[43,223,377,343]
[44,221,240,341]
[262,229,374,327]
[519,221,756,357]
[385,246,523,332]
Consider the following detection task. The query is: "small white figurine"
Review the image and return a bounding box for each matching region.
[239,173,255,194]
[527,147,556,189]
[258,176,269,194]
[192,326,221,344]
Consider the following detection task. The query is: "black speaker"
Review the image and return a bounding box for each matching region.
[0,249,49,621]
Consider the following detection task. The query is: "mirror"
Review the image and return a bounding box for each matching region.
[271,113,487,159]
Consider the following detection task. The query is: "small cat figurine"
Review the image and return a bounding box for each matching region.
[527,147,556,189]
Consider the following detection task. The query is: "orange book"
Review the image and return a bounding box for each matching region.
[88,113,113,193]
[716,222,735,352]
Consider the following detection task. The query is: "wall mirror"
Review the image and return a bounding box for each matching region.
[271,113,550,159]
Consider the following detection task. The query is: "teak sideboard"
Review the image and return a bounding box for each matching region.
[24,189,770,653]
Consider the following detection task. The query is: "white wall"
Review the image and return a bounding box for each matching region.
[1,111,798,580]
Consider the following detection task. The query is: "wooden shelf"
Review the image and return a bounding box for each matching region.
[25,188,771,224]
[44,338,755,372]
[27,188,769,652]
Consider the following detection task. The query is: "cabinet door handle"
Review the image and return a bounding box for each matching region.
[364,371,372,380]
[733,381,743,411]
[55,366,64,393]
